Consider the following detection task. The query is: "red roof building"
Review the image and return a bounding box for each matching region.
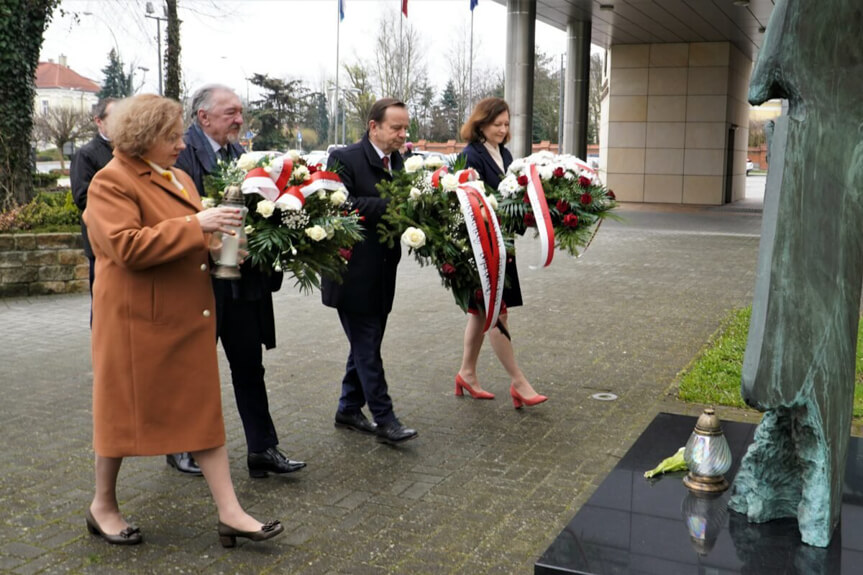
[33,55,101,116]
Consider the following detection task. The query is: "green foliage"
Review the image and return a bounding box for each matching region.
[33,171,61,188]
[0,191,80,232]
[494,154,618,257]
[98,48,132,99]
[204,153,364,294]
[248,74,310,151]
[677,306,863,419]
[0,0,61,208]
[378,161,510,312]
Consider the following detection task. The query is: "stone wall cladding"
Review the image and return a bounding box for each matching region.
[0,233,87,297]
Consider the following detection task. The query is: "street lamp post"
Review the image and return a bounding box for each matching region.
[144,2,167,95]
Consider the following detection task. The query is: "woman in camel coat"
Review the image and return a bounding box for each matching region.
[83,94,282,547]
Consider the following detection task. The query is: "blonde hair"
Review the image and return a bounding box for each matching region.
[460,97,510,144]
[108,94,184,157]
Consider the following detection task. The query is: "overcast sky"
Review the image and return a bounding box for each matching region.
[42,0,598,101]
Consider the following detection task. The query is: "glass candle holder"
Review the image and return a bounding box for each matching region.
[683,408,732,493]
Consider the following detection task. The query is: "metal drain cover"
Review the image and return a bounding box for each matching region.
[591,392,619,401]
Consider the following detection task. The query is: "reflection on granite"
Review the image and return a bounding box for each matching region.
[535,413,863,574]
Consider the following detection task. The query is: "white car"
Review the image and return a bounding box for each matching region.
[746,158,755,175]
[303,150,328,167]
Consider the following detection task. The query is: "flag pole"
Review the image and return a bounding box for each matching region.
[335,0,341,145]
[468,5,474,117]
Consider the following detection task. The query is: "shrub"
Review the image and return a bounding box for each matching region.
[33,171,61,188]
[2,191,80,231]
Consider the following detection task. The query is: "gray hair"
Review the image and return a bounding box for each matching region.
[190,84,236,124]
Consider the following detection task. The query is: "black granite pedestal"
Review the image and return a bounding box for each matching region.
[535,413,863,574]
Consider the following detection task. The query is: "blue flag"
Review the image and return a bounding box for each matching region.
[470,0,478,10]
[339,0,345,21]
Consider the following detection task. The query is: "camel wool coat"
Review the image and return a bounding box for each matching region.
[83,150,225,458]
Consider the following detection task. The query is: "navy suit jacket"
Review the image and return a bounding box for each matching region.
[460,140,513,190]
[175,123,281,348]
[71,135,114,259]
[322,135,403,315]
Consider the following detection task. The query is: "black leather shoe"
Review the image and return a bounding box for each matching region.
[218,519,283,548]
[166,453,202,476]
[376,420,418,445]
[247,447,306,478]
[334,410,378,434]
[85,508,143,545]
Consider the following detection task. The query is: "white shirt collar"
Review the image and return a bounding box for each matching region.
[369,140,389,165]
[203,130,224,154]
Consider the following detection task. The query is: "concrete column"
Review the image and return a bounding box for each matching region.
[563,19,591,159]
[505,0,536,159]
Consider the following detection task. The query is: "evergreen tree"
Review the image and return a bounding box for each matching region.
[98,49,132,99]
[248,74,309,150]
[440,81,459,139]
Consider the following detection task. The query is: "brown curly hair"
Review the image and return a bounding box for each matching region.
[460,97,510,144]
[108,94,184,158]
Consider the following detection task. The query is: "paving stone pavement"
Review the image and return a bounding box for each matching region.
[0,201,766,574]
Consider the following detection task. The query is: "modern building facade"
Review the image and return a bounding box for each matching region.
[492,0,773,205]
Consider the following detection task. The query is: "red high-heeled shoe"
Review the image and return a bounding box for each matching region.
[510,385,547,409]
[455,374,495,399]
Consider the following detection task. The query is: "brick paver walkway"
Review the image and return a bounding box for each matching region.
[0,198,764,574]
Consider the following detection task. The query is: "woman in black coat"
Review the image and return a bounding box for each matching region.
[455,98,547,408]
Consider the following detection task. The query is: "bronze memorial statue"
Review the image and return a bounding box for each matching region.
[728,0,863,547]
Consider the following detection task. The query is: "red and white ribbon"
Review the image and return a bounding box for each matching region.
[525,163,555,268]
[456,183,506,333]
[242,157,294,202]
[430,165,449,189]
[275,170,347,211]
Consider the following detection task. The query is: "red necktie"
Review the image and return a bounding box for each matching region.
[382,156,390,170]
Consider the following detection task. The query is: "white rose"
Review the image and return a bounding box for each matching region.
[498,174,519,198]
[292,165,310,182]
[236,153,258,171]
[287,150,301,162]
[409,187,422,201]
[401,226,426,249]
[244,225,255,235]
[423,156,444,169]
[305,225,327,241]
[538,165,554,180]
[201,197,217,209]
[440,173,459,192]
[509,158,525,173]
[330,189,348,206]
[256,200,276,218]
[404,155,425,173]
[485,194,498,210]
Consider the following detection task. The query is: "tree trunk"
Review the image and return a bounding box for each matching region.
[0,0,59,208]
[164,0,181,101]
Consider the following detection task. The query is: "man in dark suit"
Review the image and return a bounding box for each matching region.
[174,84,305,477]
[71,98,115,294]
[324,98,418,445]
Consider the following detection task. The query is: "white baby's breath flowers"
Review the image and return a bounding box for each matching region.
[305,225,327,241]
[401,226,426,249]
[256,200,276,218]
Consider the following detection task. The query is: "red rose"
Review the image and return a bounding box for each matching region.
[562,213,579,228]
[517,174,528,186]
[308,164,318,174]
[524,212,536,227]
[441,263,457,278]
[555,199,569,213]
[338,248,353,261]
[523,194,531,204]
[553,167,565,178]
[580,192,593,205]
[578,176,592,188]
[607,190,616,200]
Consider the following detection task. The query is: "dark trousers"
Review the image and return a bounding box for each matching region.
[337,309,395,425]
[87,254,95,326]
[219,296,278,453]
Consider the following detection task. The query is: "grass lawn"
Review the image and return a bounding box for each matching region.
[677,306,863,418]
